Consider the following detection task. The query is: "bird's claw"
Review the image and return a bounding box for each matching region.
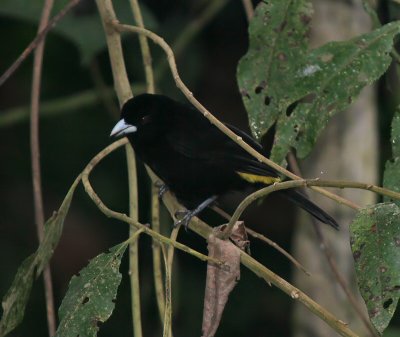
[174,210,192,230]
[156,183,169,200]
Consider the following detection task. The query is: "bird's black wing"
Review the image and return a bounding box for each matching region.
[165,105,278,180]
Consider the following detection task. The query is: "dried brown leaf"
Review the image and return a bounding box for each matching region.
[201,225,243,337]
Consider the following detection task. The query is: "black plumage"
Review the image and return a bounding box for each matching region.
[110,93,338,230]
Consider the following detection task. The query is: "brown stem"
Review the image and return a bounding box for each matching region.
[30,0,56,335]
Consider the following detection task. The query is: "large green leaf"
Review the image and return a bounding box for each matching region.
[237,0,312,140]
[350,203,400,335]
[0,177,80,337]
[384,107,400,206]
[0,0,157,64]
[271,22,400,163]
[56,242,127,337]
[237,0,400,165]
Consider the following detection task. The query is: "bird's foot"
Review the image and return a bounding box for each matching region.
[155,181,169,200]
[174,210,193,230]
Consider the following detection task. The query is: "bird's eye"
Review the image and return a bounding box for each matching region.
[141,115,151,124]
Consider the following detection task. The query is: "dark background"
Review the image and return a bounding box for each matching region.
[0,0,398,336]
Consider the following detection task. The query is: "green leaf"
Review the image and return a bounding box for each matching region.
[237,0,312,140]
[0,0,157,64]
[0,177,80,337]
[36,176,80,274]
[384,107,400,206]
[237,1,400,165]
[350,203,400,335]
[56,242,128,337]
[0,256,35,337]
[271,21,400,163]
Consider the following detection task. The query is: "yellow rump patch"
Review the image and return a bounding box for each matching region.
[236,172,281,185]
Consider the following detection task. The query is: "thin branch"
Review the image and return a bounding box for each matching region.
[30,0,56,335]
[126,145,143,337]
[0,0,82,87]
[161,245,172,337]
[222,176,400,239]
[114,23,361,212]
[287,152,378,337]
[246,228,310,276]
[95,0,132,106]
[151,184,166,323]
[211,205,310,275]
[129,0,155,94]
[81,139,222,266]
[81,139,360,337]
[241,0,254,22]
[128,2,156,335]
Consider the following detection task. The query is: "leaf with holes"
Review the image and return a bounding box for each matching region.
[270,21,400,164]
[350,203,400,334]
[384,107,400,207]
[55,242,128,337]
[237,0,312,141]
[0,178,79,337]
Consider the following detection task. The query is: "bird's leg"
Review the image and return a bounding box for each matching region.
[155,181,169,200]
[174,196,217,230]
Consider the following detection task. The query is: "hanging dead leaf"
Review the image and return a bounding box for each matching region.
[201,224,244,337]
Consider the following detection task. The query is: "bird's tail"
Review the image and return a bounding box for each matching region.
[277,189,339,230]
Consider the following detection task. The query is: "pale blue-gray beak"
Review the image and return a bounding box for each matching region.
[110,119,137,137]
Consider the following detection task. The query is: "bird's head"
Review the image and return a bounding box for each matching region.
[110,93,171,138]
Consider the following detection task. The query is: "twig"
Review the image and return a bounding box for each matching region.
[129,0,155,94]
[81,139,222,266]
[30,0,56,335]
[211,205,310,276]
[246,228,310,276]
[161,245,172,337]
[222,176,400,239]
[95,0,132,106]
[0,0,82,87]
[151,184,166,323]
[128,2,156,335]
[80,139,360,337]
[287,152,378,337]
[241,0,254,21]
[125,145,143,337]
[114,23,361,212]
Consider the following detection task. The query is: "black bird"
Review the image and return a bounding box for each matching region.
[110,94,338,230]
